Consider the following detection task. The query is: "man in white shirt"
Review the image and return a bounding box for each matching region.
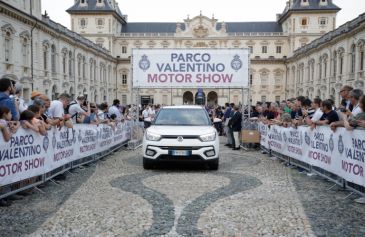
[108,99,122,121]
[349,89,364,117]
[310,98,323,123]
[142,105,152,128]
[49,93,73,128]
[68,95,89,123]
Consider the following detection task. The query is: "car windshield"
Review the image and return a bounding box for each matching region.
[154,108,210,126]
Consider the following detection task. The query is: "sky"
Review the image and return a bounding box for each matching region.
[41,0,365,29]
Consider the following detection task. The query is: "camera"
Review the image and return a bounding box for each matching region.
[339,108,347,113]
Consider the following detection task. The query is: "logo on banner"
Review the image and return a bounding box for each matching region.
[329,134,334,152]
[43,135,49,152]
[231,55,242,71]
[283,132,287,143]
[139,54,150,71]
[305,132,310,146]
[52,129,57,149]
[338,135,344,154]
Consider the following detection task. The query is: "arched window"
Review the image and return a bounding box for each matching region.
[21,38,28,66]
[77,55,82,78]
[89,59,93,81]
[51,45,56,74]
[339,51,344,75]
[68,51,73,77]
[4,32,12,62]
[82,56,86,78]
[43,44,48,71]
[351,44,356,73]
[333,51,337,77]
[62,50,67,74]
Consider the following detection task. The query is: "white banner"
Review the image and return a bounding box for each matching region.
[132,49,249,88]
[0,122,133,186]
[260,122,365,187]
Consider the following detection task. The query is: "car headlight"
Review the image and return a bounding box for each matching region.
[146,131,161,141]
[200,132,216,142]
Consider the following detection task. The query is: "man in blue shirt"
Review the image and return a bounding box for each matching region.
[0,77,19,121]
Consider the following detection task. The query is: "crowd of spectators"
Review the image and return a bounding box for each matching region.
[250,85,365,131]
[0,76,141,206]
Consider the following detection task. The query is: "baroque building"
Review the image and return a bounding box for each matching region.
[1,0,364,106]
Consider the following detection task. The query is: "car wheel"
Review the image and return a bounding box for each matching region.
[209,159,219,170]
[143,157,154,170]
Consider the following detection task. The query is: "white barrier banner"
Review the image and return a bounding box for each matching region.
[0,122,131,186]
[338,129,365,186]
[259,122,365,187]
[132,49,249,88]
[282,127,307,163]
[0,129,49,186]
[267,125,285,153]
[258,123,269,149]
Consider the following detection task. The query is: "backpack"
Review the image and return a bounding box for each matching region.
[64,101,78,116]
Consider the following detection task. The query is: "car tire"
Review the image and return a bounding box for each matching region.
[209,159,219,170]
[143,157,154,170]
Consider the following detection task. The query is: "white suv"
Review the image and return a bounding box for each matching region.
[142,106,219,170]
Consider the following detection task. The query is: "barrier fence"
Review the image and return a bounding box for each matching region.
[257,122,365,196]
[0,120,144,199]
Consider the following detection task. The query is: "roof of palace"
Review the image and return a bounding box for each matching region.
[120,22,283,33]
[279,0,340,22]
[67,0,125,21]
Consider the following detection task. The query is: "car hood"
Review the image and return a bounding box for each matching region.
[147,125,216,136]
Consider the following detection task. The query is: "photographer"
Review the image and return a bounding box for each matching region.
[68,95,90,123]
[49,93,73,129]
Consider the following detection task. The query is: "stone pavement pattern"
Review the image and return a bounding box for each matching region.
[1,142,365,237]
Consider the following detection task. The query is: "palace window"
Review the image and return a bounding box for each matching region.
[340,53,344,74]
[51,45,56,74]
[80,19,86,28]
[260,71,269,85]
[351,44,356,73]
[69,51,73,77]
[4,32,12,62]
[90,60,93,81]
[301,18,308,26]
[83,56,86,78]
[122,46,127,54]
[276,46,282,54]
[97,19,104,26]
[319,18,327,26]
[122,74,127,85]
[275,96,281,102]
[360,50,364,71]
[262,46,267,54]
[43,46,48,71]
[78,56,82,78]
[21,38,28,66]
[333,51,337,76]
[248,46,253,54]
[261,96,267,103]
[62,51,67,74]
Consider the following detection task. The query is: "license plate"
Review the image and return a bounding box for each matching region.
[170,150,190,156]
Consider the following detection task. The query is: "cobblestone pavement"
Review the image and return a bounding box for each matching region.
[1,140,365,237]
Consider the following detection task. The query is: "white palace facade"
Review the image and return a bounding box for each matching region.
[0,0,364,106]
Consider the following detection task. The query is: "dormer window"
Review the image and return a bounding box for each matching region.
[301,0,309,6]
[320,0,328,6]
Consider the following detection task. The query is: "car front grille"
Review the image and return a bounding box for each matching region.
[156,146,204,150]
